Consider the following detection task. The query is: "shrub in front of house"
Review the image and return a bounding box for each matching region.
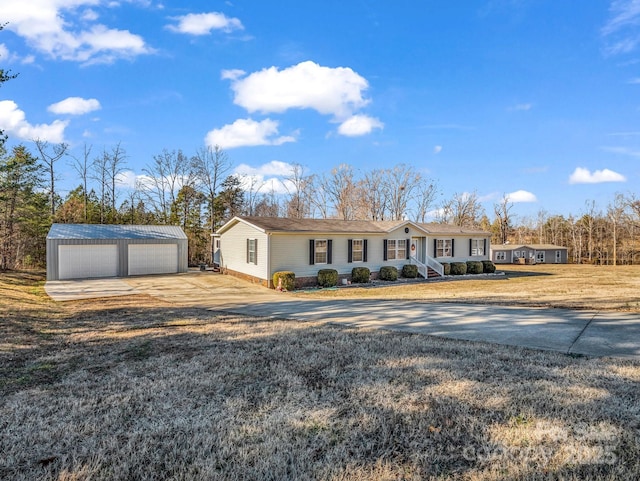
[402,264,418,278]
[466,261,484,275]
[379,266,398,281]
[273,271,295,291]
[351,266,371,284]
[482,260,496,273]
[317,269,339,287]
[441,262,451,275]
[450,262,467,275]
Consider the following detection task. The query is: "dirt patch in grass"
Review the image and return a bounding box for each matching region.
[1,271,639,480]
[300,264,640,311]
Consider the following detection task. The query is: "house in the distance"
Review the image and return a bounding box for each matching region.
[490,244,568,265]
[217,216,491,288]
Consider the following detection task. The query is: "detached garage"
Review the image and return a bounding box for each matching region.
[46,224,188,281]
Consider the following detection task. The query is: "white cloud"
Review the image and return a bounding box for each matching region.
[506,190,537,203]
[602,0,640,55]
[166,12,243,35]
[115,170,138,188]
[0,100,68,142]
[48,97,101,115]
[205,118,296,149]
[433,145,443,154]
[602,0,640,36]
[509,103,532,111]
[601,145,640,157]
[221,69,245,80]
[337,114,383,137]
[233,161,296,195]
[0,0,153,64]
[568,167,627,184]
[227,61,371,119]
[235,160,295,177]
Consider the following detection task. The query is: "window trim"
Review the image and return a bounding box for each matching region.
[470,238,485,257]
[385,239,408,261]
[314,239,328,265]
[247,238,257,265]
[435,238,453,258]
[352,239,364,262]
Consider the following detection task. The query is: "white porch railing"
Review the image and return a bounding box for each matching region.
[410,256,444,278]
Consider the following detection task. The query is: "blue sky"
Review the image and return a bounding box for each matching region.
[1,0,639,221]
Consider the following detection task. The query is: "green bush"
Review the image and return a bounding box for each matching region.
[379,266,398,281]
[402,264,418,278]
[482,260,496,273]
[441,262,451,275]
[450,262,467,275]
[273,271,295,291]
[351,266,371,284]
[466,261,484,275]
[317,269,339,287]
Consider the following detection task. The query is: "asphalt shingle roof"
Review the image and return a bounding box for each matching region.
[491,244,567,250]
[226,216,489,235]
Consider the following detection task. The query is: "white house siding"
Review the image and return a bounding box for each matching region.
[427,235,491,263]
[269,228,416,280]
[219,222,269,282]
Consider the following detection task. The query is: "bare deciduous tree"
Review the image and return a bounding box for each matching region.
[192,145,231,233]
[69,143,92,222]
[440,191,484,227]
[284,163,313,219]
[358,169,388,221]
[34,139,68,216]
[321,164,358,220]
[140,149,193,223]
[413,177,438,223]
[494,194,513,244]
[107,142,127,215]
[384,164,421,221]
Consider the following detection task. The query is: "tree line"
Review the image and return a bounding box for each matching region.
[2,53,639,269]
[2,136,640,269]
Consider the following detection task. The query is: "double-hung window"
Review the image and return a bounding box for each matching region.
[436,239,452,257]
[387,240,397,260]
[352,239,364,262]
[471,239,485,256]
[315,239,328,264]
[397,239,407,259]
[247,239,257,264]
[386,239,407,260]
[496,251,506,261]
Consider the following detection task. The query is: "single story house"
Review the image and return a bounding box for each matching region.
[46,224,188,281]
[216,216,491,288]
[490,244,568,264]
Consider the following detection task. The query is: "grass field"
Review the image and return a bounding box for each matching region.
[1,268,639,480]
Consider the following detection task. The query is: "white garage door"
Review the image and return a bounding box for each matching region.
[58,244,119,280]
[128,244,178,276]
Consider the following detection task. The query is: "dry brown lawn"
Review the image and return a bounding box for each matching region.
[1,270,639,480]
[300,264,640,312]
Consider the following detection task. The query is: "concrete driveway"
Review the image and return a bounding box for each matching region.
[46,272,640,360]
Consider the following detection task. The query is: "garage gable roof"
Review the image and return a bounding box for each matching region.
[47,224,187,240]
